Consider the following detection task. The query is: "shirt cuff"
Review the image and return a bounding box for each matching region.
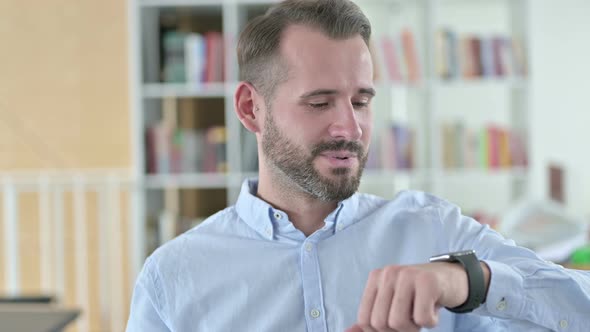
[474,259,526,318]
[473,260,585,331]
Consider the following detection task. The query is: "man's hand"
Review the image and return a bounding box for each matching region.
[346,262,490,332]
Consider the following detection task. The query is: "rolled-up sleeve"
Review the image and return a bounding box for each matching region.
[437,200,590,331]
[126,257,171,332]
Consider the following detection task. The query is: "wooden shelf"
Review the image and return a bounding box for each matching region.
[430,77,528,89]
[435,167,528,180]
[142,82,229,99]
[143,172,257,189]
[140,0,279,7]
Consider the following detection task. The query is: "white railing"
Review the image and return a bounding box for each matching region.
[0,170,141,332]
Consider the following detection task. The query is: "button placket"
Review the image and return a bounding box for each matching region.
[300,236,327,332]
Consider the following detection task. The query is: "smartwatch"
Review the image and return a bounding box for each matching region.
[429,250,486,313]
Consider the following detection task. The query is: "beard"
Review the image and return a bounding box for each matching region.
[261,109,368,202]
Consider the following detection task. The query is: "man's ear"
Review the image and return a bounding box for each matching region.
[234,81,263,133]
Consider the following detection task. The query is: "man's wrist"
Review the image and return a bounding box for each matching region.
[480,261,491,303]
[430,250,487,313]
[444,262,470,308]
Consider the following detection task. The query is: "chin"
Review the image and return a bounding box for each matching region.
[330,167,355,176]
[315,164,352,176]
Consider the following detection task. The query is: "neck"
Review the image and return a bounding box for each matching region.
[257,168,338,237]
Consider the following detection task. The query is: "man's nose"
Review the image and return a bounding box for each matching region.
[328,103,363,141]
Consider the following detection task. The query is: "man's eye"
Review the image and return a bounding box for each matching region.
[309,103,329,109]
[353,102,369,109]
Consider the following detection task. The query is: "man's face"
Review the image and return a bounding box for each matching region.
[260,25,374,201]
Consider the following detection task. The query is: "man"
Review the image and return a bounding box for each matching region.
[126,0,590,331]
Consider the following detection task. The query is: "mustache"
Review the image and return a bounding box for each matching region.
[311,140,365,157]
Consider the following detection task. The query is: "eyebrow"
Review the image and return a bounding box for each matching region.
[299,87,376,99]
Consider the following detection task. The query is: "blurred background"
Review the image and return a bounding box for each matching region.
[1,0,589,331]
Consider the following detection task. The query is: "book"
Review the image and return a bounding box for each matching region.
[435,29,449,79]
[204,31,224,83]
[453,122,465,168]
[368,39,383,82]
[392,124,413,169]
[145,124,228,174]
[478,127,489,169]
[381,35,403,82]
[203,126,227,173]
[480,37,495,77]
[401,29,421,83]
[145,127,157,173]
[179,129,204,173]
[446,30,460,79]
[439,122,529,170]
[162,31,186,82]
[379,127,396,169]
[185,33,206,83]
[487,125,500,169]
[492,36,505,76]
[461,36,476,78]
[436,28,463,80]
[470,37,483,77]
[498,128,512,167]
[438,29,525,80]
[154,121,172,173]
[464,127,478,168]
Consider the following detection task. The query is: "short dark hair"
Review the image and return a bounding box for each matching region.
[237,0,371,102]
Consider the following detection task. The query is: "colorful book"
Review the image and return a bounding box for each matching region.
[401,29,421,83]
[162,31,186,82]
[185,33,206,83]
[381,35,403,82]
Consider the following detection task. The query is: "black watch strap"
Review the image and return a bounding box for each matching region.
[429,250,486,313]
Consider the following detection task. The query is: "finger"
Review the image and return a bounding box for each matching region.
[370,270,396,331]
[388,270,420,332]
[357,269,381,331]
[344,324,365,332]
[413,274,441,328]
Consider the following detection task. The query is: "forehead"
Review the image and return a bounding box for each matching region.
[277,24,373,90]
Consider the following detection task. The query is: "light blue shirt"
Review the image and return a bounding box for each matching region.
[126,179,590,331]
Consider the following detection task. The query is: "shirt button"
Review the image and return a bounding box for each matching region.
[559,320,568,329]
[274,212,282,220]
[336,224,343,231]
[305,243,313,252]
[310,309,321,319]
[496,299,507,311]
[265,227,272,236]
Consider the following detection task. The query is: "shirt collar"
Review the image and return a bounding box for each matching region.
[235,179,361,240]
[235,179,276,240]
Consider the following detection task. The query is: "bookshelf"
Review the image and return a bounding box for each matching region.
[129,0,531,274]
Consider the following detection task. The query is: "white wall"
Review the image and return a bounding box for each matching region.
[529,0,590,219]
